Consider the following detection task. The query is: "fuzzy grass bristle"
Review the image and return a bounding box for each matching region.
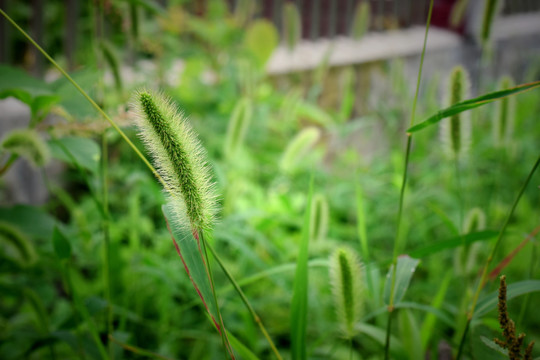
[131,89,217,233]
[441,65,471,158]
[329,247,363,339]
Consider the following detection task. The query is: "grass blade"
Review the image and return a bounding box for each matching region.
[290,178,314,360]
[408,81,540,133]
[384,255,419,307]
[410,230,497,258]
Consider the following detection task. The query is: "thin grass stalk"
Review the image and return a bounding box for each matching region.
[199,231,235,359]
[63,260,110,359]
[456,154,540,359]
[385,1,434,359]
[101,130,113,358]
[207,242,283,360]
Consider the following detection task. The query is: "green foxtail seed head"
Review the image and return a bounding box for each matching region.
[440,65,471,158]
[1,128,50,167]
[132,89,217,233]
[283,2,301,51]
[280,126,321,173]
[493,75,516,147]
[309,193,329,242]
[350,1,371,40]
[329,247,363,339]
[481,0,500,45]
[224,97,253,159]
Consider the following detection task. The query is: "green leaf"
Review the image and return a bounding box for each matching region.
[410,230,497,258]
[48,136,101,174]
[480,336,508,356]
[52,226,71,260]
[420,272,452,348]
[474,280,540,318]
[52,70,98,119]
[244,20,279,67]
[0,205,56,240]
[407,81,540,133]
[398,309,423,360]
[356,323,405,356]
[384,256,420,306]
[227,330,260,360]
[290,178,313,360]
[0,65,53,105]
[396,301,453,327]
[162,205,219,333]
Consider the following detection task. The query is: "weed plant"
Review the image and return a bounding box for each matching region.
[0,1,539,360]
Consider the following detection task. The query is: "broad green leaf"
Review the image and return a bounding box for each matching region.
[290,178,313,360]
[474,280,540,318]
[0,205,56,240]
[48,136,101,174]
[52,226,71,260]
[383,255,420,306]
[244,20,279,67]
[407,81,540,133]
[52,70,98,119]
[0,65,53,104]
[410,230,497,258]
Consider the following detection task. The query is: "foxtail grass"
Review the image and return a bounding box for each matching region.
[280,127,321,173]
[440,66,471,159]
[132,90,217,234]
[1,128,50,167]
[309,193,329,243]
[329,247,364,340]
[493,76,516,147]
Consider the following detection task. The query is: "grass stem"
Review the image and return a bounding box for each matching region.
[199,231,235,359]
[207,242,283,360]
[385,2,433,358]
[101,130,113,358]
